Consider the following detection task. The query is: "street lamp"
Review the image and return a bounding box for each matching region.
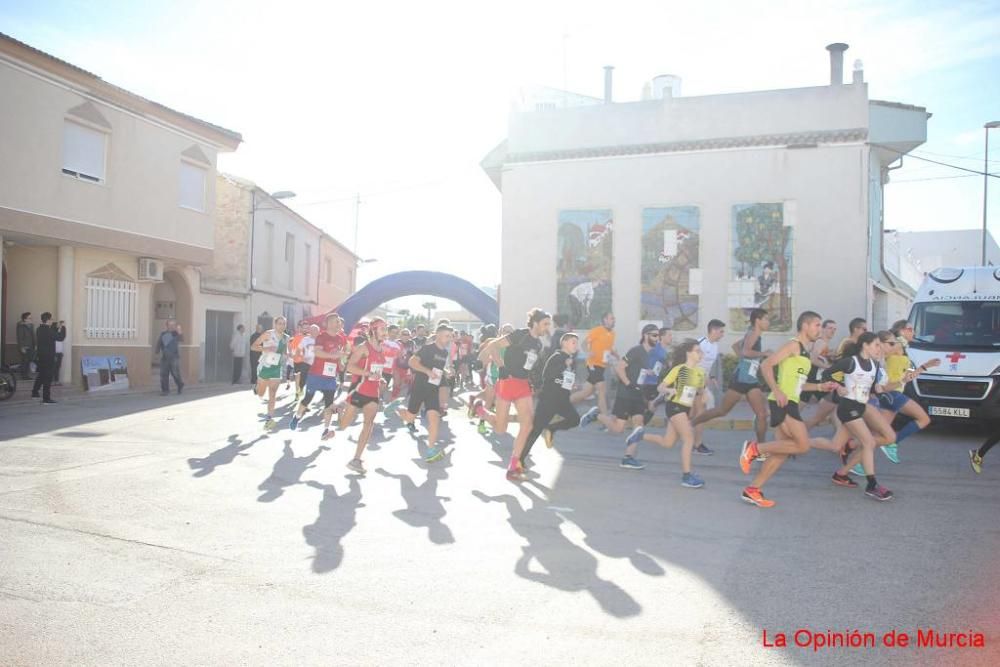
[983,121,1000,265]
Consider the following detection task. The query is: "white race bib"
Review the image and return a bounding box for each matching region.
[679,385,698,407]
[322,361,338,378]
[795,373,808,397]
[746,359,760,379]
[262,352,280,366]
[524,350,538,371]
[428,368,443,386]
[561,370,576,390]
[602,350,611,364]
[652,362,663,376]
[369,364,385,378]
[848,384,871,403]
[383,357,395,370]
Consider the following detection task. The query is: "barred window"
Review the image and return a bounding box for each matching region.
[85,277,138,339]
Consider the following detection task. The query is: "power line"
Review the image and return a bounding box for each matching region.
[890,174,978,183]
[912,148,999,163]
[871,143,1000,178]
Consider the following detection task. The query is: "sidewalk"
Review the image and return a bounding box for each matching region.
[0,375,244,408]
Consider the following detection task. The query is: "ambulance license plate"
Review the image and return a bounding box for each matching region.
[929,406,970,418]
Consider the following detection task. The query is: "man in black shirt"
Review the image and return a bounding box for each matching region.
[519,333,582,467]
[396,324,452,461]
[31,312,57,403]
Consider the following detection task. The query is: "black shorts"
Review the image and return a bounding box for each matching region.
[612,393,646,421]
[349,392,379,409]
[295,362,311,375]
[799,390,826,404]
[837,399,867,423]
[769,400,802,428]
[407,384,442,414]
[730,381,761,395]
[586,366,606,385]
[664,401,692,419]
[641,385,659,401]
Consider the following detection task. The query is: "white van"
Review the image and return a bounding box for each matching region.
[905,266,1000,421]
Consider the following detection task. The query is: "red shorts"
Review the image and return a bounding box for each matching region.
[496,377,532,402]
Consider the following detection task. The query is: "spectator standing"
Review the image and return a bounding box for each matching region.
[16,312,35,379]
[155,320,184,395]
[31,312,57,403]
[52,320,67,385]
[230,324,246,384]
[248,324,264,387]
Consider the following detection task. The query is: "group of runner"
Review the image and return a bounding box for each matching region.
[245,304,992,507]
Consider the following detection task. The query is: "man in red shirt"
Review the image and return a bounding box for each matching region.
[289,314,347,440]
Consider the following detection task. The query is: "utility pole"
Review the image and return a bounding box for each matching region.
[353,192,361,257]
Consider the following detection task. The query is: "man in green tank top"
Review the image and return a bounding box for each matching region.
[737,311,840,508]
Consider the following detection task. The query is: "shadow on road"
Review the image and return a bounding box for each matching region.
[473,484,642,618]
[302,478,365,574]
[187,433,268,477]
[376,460,454,545]
[257,440,329,502]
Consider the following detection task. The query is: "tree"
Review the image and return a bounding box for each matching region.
[422,301,437,324]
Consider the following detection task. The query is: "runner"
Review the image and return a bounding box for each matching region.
[579,324,660,470]
[691,319,726,455]
[691,309,771,444]
[570,312,617,415]
[412,324,428,349]
[469,324,500,431]
[822,332,894,500]
[338,318,388,474]
[738,311,839,508]
[396,323,453,461]
[290,323,312,401]
[800,319,837,408]
[392,327,415,402]
[804,317,868,430]
[518,332,583,467]
[639,326,672,423]
[457,330,475,389]
[970,432,1000,473]
[250,316,290,430]
[381,325,403,402]
[476,309,552,481]
[636,338,707,487]
[289,314,347,439]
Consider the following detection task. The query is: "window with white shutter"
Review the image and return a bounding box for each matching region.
[179,161,207,211]
[85,276,138,339]
[62,120,107,183]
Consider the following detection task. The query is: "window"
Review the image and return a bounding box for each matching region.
[264,222,274,284]
[285,233,295,289]
[179,161,207,211]
[62,120,106,183]
[305,243,312,295]
[85,276,138,338]
[324,258,332,284]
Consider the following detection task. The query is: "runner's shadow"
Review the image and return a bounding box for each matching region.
[187,433,267,478]
[302,478,365,574]
[257,441,329,502]
[375,462,454,545]
[472,486,641,618]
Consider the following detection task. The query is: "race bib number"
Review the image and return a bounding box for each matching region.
[848,384,871,403]
[262,352,280,366]
[561,370,576,390]
[746,359,759,379]
[383,357,395,370]
[679,385,698,407]
[524,350,538,371]
[652,362,663,377]
[322,362,338,378]
[795,373,808,397]
[428,368,443,386]
[369,364,385,378]
[638,369,651,384]
[602,350,611,364]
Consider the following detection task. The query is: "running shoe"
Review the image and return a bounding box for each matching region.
[850,463,865,477]
[969,449,983,474]
[506,460,524,482]
[880,443,900,464]
[264,418,277,431]
[864,484,893,501]
[542,429,554,448]
[681,472,705,488]
[832,472,858,488]
[625,426,645,448]
[477,421,488,435]
[346,458,366,475]
[424,446,445,462]
[580,406,600,428]
[619,456,645,470]
[321,428,335,441]
[474,401,487,420]
[741,487,775,508]
[406,422,418,435]
[289,415,300,431]
[695,443,714,456]
[739,440,759,475]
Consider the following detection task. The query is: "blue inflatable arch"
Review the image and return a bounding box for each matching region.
[310,271,499,331]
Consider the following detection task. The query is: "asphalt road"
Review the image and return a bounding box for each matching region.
[1,386,998,666]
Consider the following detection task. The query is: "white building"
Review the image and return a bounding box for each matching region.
[891,229,1000,275]
[482,43,928,347]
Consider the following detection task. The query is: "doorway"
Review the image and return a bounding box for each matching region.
[205,310,235,383]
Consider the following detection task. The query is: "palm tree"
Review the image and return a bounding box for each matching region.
[422,301,437,324]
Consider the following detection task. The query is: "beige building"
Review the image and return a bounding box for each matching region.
[0,33,241,387]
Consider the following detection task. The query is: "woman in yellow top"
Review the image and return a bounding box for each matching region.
[870,330,937,464]
[636,339,707,488]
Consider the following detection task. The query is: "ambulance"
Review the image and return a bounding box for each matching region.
[906,266,1000,421]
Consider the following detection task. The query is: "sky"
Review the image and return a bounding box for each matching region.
[3,0,999,313]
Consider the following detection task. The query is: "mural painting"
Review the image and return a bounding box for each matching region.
[728,203,793,331]
[640,207,701,330]
[557,210,613,329]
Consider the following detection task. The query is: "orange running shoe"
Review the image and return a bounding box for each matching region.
[739,440,759,475]
[741,486,776,508]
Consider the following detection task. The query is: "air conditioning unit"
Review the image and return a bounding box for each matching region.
[138,258,164,282]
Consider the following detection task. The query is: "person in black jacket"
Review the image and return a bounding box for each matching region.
[16,312,34,379]
[31,312,57,403]
[52,320,67,385]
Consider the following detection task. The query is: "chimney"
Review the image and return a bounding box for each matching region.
[826,43,849,85]
[852,59,864,84]
[604,66,614,103]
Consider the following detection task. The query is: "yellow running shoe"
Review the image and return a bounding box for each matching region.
[969,449,983,474]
